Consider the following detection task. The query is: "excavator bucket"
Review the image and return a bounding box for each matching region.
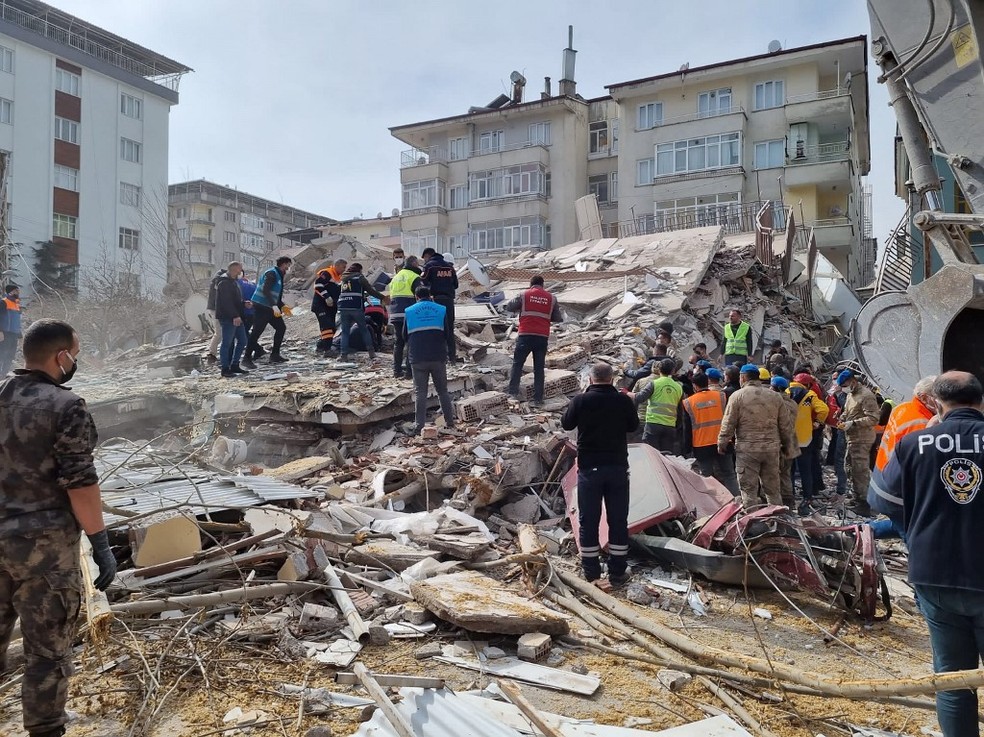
[853,263,984,401]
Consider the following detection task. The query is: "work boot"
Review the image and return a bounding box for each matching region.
[269,353,289,364]
[339,354,350,362]
[206,353,217,364]
[241,356,256,370]
[220,370,234,379]
[230,364,249,375]
[852,497,872,517]
[30,728,65,737]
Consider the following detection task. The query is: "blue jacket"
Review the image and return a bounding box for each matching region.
[404,300,447,364]
[421,256,458,299]
[239,278,256,316]
[878,407,984,591]
[251,267,283,309]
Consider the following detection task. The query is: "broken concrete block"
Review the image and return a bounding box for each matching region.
[455,391,510,423]
[501,494,540,525]
[483,646,507,660]
[519,368,579,401]
[421,426,439,440]
[414,642,442,660]
[517,632,552,661]
[345,540,436,572]
[129,511,201,568]
[410,571,570,635]
[368,625,392,646]
[403,602,431,625]
[299,603,340,630]
[626,585,654,606]
[657,669,693,692]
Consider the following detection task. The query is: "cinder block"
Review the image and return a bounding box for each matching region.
[519,369,579,400]
[517,632,552,661]
[546,346,587,370]
[454,391,510,422]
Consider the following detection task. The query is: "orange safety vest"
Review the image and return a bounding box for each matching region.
[682,389,726,448]
[517,286,555,337]
[873,397,935,472]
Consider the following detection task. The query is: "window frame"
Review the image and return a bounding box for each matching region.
[119,182,141,207]
[697,87,732,118]
[753,139,785,169]
[588,174,610,204]
[655,132,741,176]
[118,226,141,251]
[637,102,663,130]
[753,80,785,111]
[478,130,503,154]
[53,213,77,239]
[528,121,551,146]
[589,120,609,154]
[120,137,142,163]
[636,157,654,186]
[120,93,143,119]
[55,69,80,96]
[449,136,468,160]
[0,46,13,74]
[55,116,79,144]
[54,164,79,191]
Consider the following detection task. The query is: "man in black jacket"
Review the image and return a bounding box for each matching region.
[214,262,249,378]
[561,362,639,585]
[876,371,984,735]
[420,248,458,362]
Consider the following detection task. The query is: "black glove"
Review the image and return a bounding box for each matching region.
[87,530,117,591]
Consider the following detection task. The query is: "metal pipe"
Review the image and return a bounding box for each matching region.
[323,559,370,644]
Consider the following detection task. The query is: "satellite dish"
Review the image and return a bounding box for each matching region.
[679,62,689,72]
[767,40,782,53]
[467,256,491,287]
[391,208,400,217]
[376,211,383,218]
[510,70,526,85]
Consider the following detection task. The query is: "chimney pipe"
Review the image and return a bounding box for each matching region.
[542,76,551,100]
[559,25,577,97]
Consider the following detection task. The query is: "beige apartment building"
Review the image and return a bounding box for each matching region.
[390,35,871,285]
[168,179,331,285]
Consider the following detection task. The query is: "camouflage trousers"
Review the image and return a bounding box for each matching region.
[845,436,874,498]
[736,448,782,508]
[0,526,82,735]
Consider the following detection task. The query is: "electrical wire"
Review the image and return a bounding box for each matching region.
[898,0,957,82]
[873,0,936,81]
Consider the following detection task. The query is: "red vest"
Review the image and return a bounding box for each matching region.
[518,287,555,337]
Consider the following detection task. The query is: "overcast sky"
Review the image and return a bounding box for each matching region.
[58,0,903,241]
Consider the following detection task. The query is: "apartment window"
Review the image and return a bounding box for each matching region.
[636,157,654,185]
[655,193,741,229]
[655,132,741,176]
[610,171,619,202]
[528,122,551,145]
[478,129,503,153]
[54,117,78,143]
[469,163,545,201]
[54,165,79,191]
[53,213,77,239]
[240,232,263,250]
[224,231,236,243]
[119,182,141,207]
[697,88,732,118]
[240,213,265,231]
[611,118,620,153]
[55,69,79,96]
[0,46,13,74]
[402,179,444,210]
[223,251,236,264]
[754,80,784,111]
[469,217,544,252]
[448,184,468,210]
[207,249,214,263]
[0,98,11,125]
[754,139,785,169]
[544,172,552,198]
[177,227,188,240]
[121,93,143,119]
[119,271,140,294]
[176,207,187,219]
[265,239,274,250]
[119,227,140,250]
[637,102,663,130]
[224,210,236,222]
[120,138,141,163]
[449,137,468,160]
[589,121,609,154]
[588,174,609,204]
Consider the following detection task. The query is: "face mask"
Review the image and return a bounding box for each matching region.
[59,352,78,384]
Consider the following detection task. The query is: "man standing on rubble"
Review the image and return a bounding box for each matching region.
[723,309,753,367]
[388,256,421,378]
[562,362,639,585]
[243,256,293,368]
[205,268,225,363]
[877,372,984,735]
[404,287,455,434]
[215,262,249,378]
[420,248,458,363]
[0,319,116,737]
[504,275,564,406]
[835,369,879,515]
[718,364,794,508]
[337,262,388,362]
[311,259,346,355]
[627,358,682,454]
[682,372,738,494]
[0,283,22,376]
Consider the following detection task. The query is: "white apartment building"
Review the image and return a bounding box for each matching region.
[168,179,331,285]
[390,35,871,285]
[0,0,190,296]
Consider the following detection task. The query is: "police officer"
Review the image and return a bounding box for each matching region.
[561,362,639,585]
[504,275,563,405]
[876,372,984,735]
[388,256,421,378]
[403,286,455,434]
[629,358,682,453]
[718,364,795,508]
[311,258,346,355]
[0,283,22,376]
[420,247,458,362]
[0,319,116,737]
[723,309,753,367]
[682,371,738,494]
[337,262,388,362]
[243,256,293,368]
[835,369,879,515]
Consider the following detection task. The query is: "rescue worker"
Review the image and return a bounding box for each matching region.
[765,339,794,376]
[789,373,829,513]
[794,368,827,496]
[629,358,682,454]
[706,367,725,391]
[388,256,421,378]
[392,247,406,271]
[870,396,895,469]
[682,371,738,495]
[0,319,116,737]
[836,369,879,515]
[403,287,454,434]
[312,258,346,355]
[718,364,795,508]
[420,247,458,363]
[868,376,937,538]
[723,309,753,367]
[214,262,249,378]
[0,283,22,376]
[338,263,388,362]
[770,375,802,508]
[243,256,293,368]
[623,344,668,391]
[504,275,564,406]
[875,372,984,736]
[561,362,639,585]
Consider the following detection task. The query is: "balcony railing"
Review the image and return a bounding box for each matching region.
[786,89,851,104]
[607,200,783,239]
[645,106,747,129]
[470,141,549,158]
[786,141,850,165]
[812,216,852,228]
[400,146,447,169]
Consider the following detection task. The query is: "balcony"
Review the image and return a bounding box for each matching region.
[810,216,855,253]
[785,89,852,122]
[187,216,214,225]
[399,208,447,231]
[188,236,214,245]
[783,142,853,187]
[400,146,448,184]
[652,165,745,187]
[650,107,747,142]
[468,142,550,169]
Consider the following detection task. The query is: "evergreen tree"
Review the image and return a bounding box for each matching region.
[32,241,77,294]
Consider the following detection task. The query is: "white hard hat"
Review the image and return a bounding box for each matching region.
[442,252,455,266]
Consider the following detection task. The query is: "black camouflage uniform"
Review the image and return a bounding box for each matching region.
[0,369,99,737]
